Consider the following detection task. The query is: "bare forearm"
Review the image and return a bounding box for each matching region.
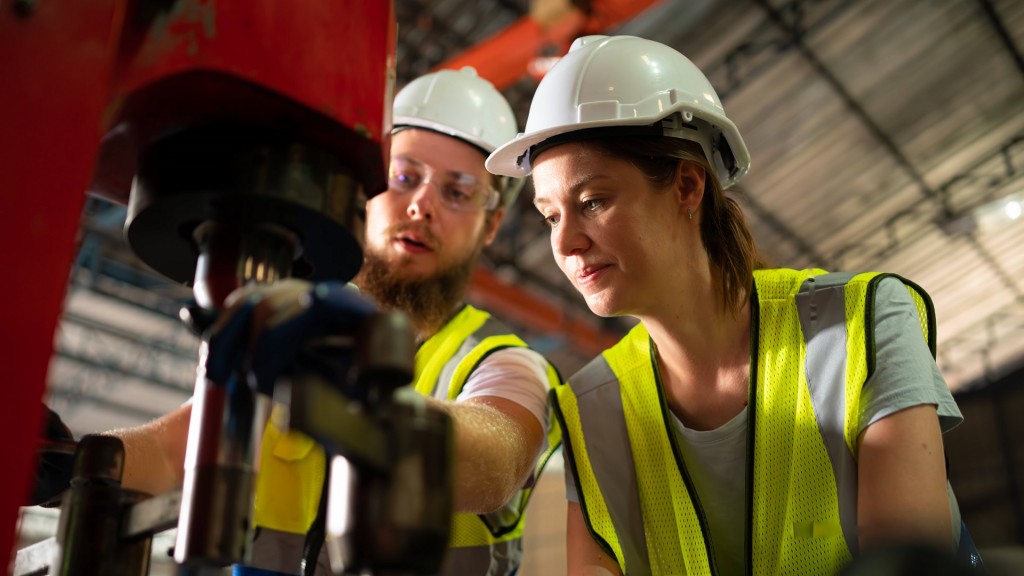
[431,396,543,514]
[105,404,191,496]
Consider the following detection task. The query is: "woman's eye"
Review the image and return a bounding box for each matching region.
[543,214,559,227]
[582,199,602,212]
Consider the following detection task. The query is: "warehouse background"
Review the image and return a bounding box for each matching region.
[16,0,1024,574]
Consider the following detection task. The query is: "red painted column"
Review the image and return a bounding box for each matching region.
[1,1,396,569]
[0,0,123,567]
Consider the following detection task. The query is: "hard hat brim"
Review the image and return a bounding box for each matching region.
[486,109,750,188]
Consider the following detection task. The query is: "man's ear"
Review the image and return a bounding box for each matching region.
[675,161,706,216]
[482,208,505,246]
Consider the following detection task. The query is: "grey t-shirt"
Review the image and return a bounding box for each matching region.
[565,278,963,574]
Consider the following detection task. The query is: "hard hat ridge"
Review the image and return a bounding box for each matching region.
[486,35,751,189]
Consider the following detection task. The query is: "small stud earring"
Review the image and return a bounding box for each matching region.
[687,207,693,220]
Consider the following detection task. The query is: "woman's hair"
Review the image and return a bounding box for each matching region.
[583,136,767,313]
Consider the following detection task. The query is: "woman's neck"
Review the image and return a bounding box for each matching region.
[641,286,752,431]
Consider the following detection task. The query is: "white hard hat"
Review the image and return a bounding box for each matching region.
[486,35,750,188]
[394,67,525,207]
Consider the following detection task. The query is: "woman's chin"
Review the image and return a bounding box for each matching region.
[584,294,619,319]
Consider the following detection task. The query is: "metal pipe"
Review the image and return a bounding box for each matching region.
[174,223,294,567]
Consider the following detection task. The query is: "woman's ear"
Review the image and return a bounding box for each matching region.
[675,160,706,216]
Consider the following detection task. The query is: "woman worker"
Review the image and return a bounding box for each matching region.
[486,34,977,575]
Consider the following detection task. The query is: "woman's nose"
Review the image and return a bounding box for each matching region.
[552,215,589,257]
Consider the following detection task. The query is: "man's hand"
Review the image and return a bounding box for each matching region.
[205,279,377,395]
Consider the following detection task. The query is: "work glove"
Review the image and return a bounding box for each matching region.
[204,279,377,396]
[29,403,77,507]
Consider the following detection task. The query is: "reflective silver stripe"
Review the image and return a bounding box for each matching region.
[795,273,859,555]
[440,540,521,576]
[435,314,530,568]
[435,316,509,399]
[571,356,651,573]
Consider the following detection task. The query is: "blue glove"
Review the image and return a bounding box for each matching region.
[205,280,377,396]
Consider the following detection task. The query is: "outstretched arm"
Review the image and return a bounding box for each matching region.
[105,403,192,496]
[857,403,952,551]
[100,280,371,498]
[432,395,544,514]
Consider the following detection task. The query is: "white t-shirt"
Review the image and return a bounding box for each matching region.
[455,346,551,432]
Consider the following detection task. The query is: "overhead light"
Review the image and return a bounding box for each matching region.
[975,194,1023,230]
[1004,199,1022,221]
[941,193,1024,235]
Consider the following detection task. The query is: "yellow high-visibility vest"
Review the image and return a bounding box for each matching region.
[253,305,562,575]
[553,269,935,575]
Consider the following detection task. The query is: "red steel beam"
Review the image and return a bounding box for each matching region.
[434,0,664,90]
[468,268,620,358]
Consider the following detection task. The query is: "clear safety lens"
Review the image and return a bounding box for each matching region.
[388,156,499,212]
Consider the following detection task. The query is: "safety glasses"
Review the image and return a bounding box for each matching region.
[388,155,500,212]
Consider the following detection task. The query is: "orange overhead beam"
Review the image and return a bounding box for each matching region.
[433,0,664,90]
[435,13,583,91]
[468,267,620,357]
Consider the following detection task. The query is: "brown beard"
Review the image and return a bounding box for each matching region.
[354,241,482,337]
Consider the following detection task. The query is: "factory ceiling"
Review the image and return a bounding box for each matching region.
[45,0,1024,436]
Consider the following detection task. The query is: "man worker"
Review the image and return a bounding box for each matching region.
[98,67,560,575]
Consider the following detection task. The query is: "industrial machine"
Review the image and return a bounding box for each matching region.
[3,1,453,574]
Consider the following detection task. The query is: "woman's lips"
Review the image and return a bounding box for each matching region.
[575,263,610,287]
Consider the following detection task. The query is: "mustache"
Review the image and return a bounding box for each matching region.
[387,222,440,249]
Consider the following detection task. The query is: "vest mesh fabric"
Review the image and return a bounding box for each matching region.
[606,324,712,575]
[413,307,490,396]
[554,382,626,565]
[843,274,873,457]
[447,334,530,401]
[413,306,559,559]
[444,328,547,550]
[843,273,934,457]
[562,269,939,576]
[752,269,850,575]
[906,286,932,348]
